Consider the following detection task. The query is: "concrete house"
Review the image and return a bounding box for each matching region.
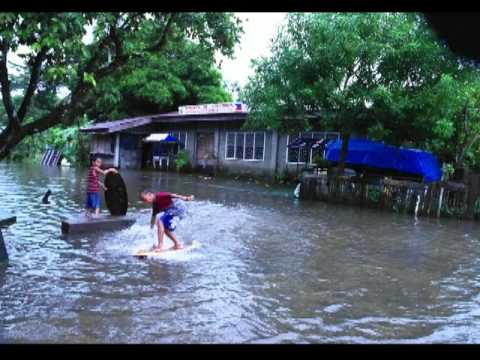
[80,102,340,177]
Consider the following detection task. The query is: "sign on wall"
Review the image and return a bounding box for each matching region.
[178,102,248,115]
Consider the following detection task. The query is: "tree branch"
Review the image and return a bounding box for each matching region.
[16,47,47,122]
[0,40,17,125]
[145,13,177,53]
[20,103,70,136]
[458,133,480,165]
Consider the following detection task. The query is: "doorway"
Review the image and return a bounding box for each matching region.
[196,132,215,161]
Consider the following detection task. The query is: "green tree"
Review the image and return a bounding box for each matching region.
[88,38,233,121]
[243,12,473,174]
[419,72,480,170]
[0,12,242,160]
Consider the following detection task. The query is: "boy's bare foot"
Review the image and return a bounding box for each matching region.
[152,245,164,252]
[174,243,184,250]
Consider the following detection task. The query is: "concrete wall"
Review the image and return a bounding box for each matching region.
[119,148,142,169]
[118,133,142,169]
[90,135,115,168]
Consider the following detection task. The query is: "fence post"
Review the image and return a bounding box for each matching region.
[437,187,444,218]
[465,173,480,220]
[426,184,436,216]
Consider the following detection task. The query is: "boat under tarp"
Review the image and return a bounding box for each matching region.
[325,138,442,183]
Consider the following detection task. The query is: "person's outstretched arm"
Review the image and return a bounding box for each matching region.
[171,193,194,201]
[94,166,118,176]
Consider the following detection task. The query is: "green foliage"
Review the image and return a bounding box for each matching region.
[242,12,480,171]
[442,163,455,181]
[174,149,192,172]
[8,116,92,165]
[367,187,381,203]
[89,38,233,120]
[314,157,331,169]
[83,73,96,88]
[0,12,243,159]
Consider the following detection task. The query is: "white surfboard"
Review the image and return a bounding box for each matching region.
[134,240,201,258]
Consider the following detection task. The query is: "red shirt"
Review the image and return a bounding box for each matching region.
[87,166,100,193]
[152,192,173,216]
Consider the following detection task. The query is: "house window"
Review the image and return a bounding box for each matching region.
[254,133,265,160]
[244,133,254,160]
[235,132,244,159]
[226,132,236,159]
[287,133,309,164]
[287,132,341,164]
[225,131,266,161]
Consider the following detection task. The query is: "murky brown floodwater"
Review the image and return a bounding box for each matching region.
[1,162,480,343]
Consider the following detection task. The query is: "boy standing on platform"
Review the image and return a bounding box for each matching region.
[85,156,118,218]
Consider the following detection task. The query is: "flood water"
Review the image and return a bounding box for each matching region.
[1,163,480,343]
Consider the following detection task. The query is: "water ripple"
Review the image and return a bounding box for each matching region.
[2,163,480,343]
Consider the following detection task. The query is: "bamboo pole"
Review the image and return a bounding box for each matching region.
[437,187,444,218]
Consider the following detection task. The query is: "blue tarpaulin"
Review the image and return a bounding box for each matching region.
[152,135,178,156]
[161,135,178,143]
[325,138,442,183]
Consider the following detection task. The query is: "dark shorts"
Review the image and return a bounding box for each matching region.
[86,192,101,210]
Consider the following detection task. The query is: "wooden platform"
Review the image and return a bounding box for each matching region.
[0,210,16,228]
[0,210,16,262]
[61,214,136,235]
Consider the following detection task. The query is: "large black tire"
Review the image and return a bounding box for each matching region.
[104,172,128,216]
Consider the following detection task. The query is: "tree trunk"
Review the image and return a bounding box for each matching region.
[465,172,480,220]
[337,132,350,176]
[0,128,23,161]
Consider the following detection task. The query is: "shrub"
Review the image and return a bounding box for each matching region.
[174,150,192,172]
[313,153,331,169]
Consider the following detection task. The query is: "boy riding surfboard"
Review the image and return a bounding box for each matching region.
[139,190,194,252]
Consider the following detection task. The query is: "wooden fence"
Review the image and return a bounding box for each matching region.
[300,172,480,220]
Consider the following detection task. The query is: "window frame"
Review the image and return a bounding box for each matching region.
[286,131,341,165]
[286,133,308,165]
[253,132,266,161]
[225,131,237,160]
[225,131,266,162]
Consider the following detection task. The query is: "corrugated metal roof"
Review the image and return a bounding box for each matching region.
[80,116,153,133]
[80,111,248,133]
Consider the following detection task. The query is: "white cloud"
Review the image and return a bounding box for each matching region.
[217,12,287,88]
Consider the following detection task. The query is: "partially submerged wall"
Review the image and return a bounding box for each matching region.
[300,172,479,220]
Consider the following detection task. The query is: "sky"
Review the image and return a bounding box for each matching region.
[217,12,287,88]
